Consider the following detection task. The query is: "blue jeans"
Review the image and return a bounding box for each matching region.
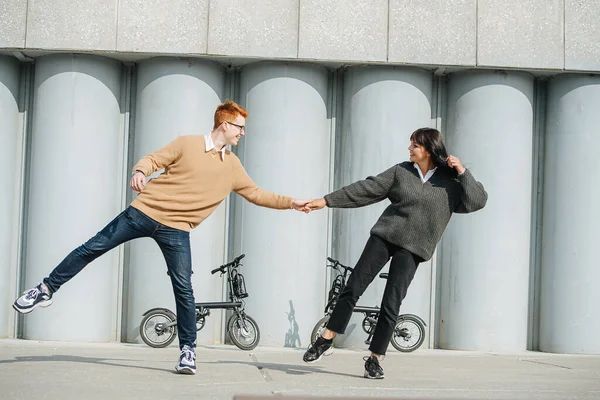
[43,206,196,349]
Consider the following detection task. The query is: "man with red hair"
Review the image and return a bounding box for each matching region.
[14,100,310,375]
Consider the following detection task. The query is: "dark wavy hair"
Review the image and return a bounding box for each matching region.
[409,128,455,174]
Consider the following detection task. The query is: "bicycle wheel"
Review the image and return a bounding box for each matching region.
[139,309,177,348]
[310,316,330,345]
[390,314,425,352]
[228,314,260,350]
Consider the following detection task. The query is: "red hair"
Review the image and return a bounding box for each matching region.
[213,100,249,129]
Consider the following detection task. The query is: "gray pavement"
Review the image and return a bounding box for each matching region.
[0,339,599,400]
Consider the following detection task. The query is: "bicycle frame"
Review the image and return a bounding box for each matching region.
[140,254,261,350]
[194,257,249,327]
[152,255,250,331]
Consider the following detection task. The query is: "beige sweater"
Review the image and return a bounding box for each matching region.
[131,135,293,231]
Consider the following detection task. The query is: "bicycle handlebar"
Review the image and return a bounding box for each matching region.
[211,254,245,275]
[326,257,353,272]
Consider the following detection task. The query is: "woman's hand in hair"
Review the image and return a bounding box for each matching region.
[446,155,465,175]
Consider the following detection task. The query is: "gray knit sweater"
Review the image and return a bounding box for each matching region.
[324,162,487,261]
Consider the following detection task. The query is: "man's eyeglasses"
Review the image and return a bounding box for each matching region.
[226,121,245,132]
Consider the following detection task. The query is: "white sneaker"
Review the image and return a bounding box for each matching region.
[175,345,196,375]
[13,284,53,314]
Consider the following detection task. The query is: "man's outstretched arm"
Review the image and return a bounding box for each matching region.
[232,160,309,212]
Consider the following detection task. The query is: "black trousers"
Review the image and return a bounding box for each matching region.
[327,234,422,355]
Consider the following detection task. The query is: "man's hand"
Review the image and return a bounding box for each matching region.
[306,198,327,211]
[292,199,311,213]
[446,155,465,175]
[130,171,146,192]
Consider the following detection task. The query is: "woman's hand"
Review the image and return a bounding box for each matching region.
[306,198,327,211]
[446,155,465,175]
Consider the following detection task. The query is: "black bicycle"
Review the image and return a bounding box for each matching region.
[139,254,260,350]
[310,257,426,352]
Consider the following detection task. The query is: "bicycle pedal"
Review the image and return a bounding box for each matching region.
[364,340,371,345]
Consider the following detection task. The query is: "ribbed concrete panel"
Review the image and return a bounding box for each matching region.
[23,55,123,341]
[236,62,330,347]
[477,0,564,69]
[26,0,117,50]
[0,56,21,337]
[440,70,534,351]
[540,75,600,354]
[125,58,226,346]
[208,0,299,58]
[117,0,209,53]
[298,0,388,62]
[565,0,600,71]
[333,66,434,350]
[389,0,476,66]
[0,0,27,48]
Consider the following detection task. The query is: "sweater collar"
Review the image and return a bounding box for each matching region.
[205,134,227,160]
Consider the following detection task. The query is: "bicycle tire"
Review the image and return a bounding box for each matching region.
[139,309,177,348]
[390,314,425,352]
[228,314,260,350]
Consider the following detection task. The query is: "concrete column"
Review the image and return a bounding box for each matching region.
[439,70,534,351]
[235,62,331,347]
[539,75,600,354]
[332,66,434,349]
[0,56,21,338]
[125,58,227,345]
[24,54,123,341]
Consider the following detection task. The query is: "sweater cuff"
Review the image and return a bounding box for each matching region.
[131,165,146,176]
[457,168,471,179]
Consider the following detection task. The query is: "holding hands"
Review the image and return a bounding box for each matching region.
[306,198,326,211]
[291,198,326,214]
[292,199,312,213]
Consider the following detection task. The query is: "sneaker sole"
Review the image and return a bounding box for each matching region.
[175,366,196,375]
[363,371,385,379]
[303,346,334,364]
[12,299,53,314]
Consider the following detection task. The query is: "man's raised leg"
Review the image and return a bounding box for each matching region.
[13,206,149,314]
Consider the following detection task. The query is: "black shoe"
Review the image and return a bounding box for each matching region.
[363,355,384,379]
[303,336,333,363]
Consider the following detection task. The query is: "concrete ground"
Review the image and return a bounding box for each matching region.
[0,339,599,400]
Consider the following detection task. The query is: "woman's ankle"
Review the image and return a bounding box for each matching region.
[321,329,336,340]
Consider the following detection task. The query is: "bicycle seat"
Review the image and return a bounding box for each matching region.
[379,273,388,279]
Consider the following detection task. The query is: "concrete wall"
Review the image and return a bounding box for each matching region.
[234,62,331,347]
[0,56,21,338]
[23,54,124,341]
[439,70,534,351]
[539,74,600,354]
[2,1,600,72]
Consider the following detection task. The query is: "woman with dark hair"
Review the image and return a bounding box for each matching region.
[302,127,487,379]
